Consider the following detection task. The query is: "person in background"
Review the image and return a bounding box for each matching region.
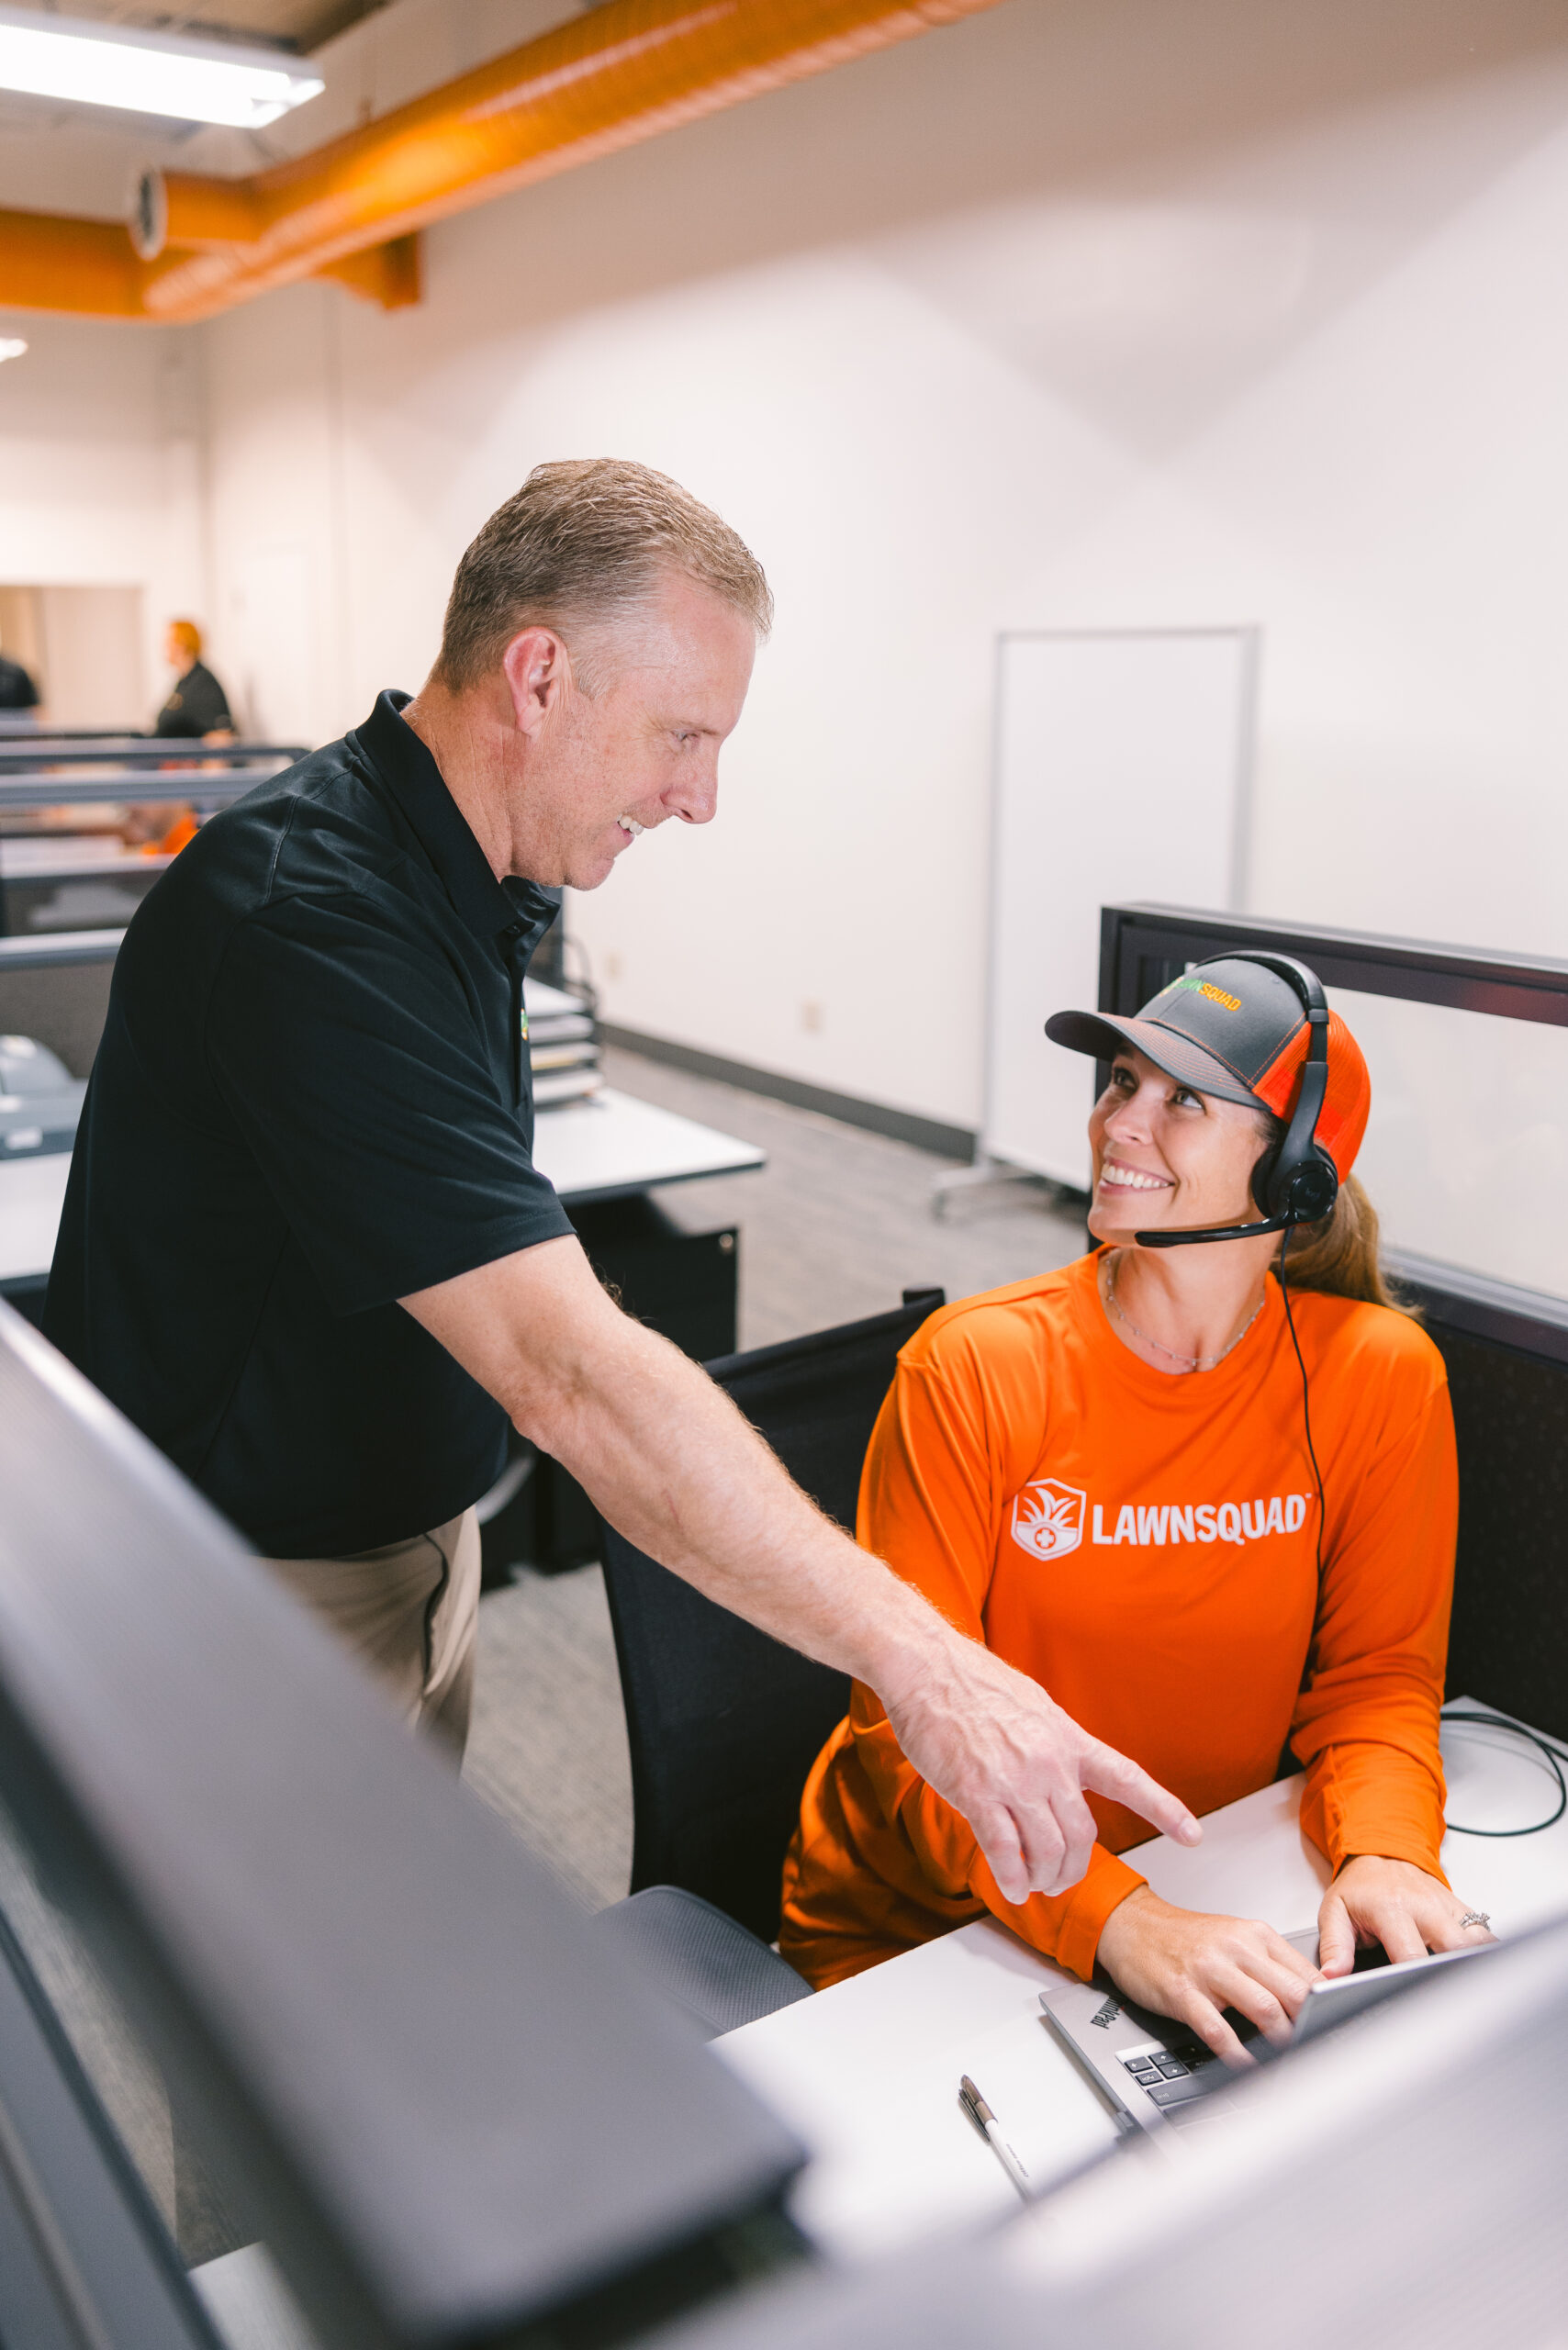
[129,619,235,851]
[0,638,41,716]
[154,620,234,741]
[781,960,1490,2063]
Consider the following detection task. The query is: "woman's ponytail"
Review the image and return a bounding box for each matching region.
[1274,1171,1415,1315]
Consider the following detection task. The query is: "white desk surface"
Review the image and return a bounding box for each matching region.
[0,1151,71,1283]
[532,1085,765,1203]
[716,1707,1568,2265]
[0,1085,764,1283]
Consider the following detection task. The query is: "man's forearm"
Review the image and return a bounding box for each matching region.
[510,1292,954,1700]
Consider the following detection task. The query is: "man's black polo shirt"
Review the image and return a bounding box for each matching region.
[44,692,574,1557]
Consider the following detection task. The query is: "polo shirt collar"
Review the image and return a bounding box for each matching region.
[351,689,561,946]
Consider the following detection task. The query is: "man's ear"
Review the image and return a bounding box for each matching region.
[500,627,570,740]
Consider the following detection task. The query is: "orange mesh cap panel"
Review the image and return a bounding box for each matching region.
[1249,1009,1371,1181]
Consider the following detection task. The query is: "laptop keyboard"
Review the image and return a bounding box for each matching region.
[1119,2042,1221,2107]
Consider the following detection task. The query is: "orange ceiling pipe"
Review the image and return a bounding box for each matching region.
[126,0,1009,323]
[0,207,149,319]
[0,199,415,319]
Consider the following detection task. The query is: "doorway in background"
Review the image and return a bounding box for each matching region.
[0,586,146,729]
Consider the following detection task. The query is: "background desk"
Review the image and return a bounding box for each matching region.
[716,1708,1568,2265]
[0,1087,766,1297]
[535,1088,764,1203]
[0,1085,767,1574]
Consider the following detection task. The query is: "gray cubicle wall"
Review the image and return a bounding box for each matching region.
[0,1300,804,2350]
[1098,905,1568,1741]
[0,737,304,1071]
[0,931,119,1077]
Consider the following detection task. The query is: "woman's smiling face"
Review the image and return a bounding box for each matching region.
[1087,1046,1271,1246]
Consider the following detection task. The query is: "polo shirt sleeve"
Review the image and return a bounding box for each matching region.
[206,893,574,1315]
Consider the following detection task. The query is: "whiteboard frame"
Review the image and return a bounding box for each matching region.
[974,625,1260,1184]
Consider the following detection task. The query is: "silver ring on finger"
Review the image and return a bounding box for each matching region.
[1458,1909,1491,1930]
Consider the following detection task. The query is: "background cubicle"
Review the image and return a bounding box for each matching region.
[1099,903,1568,1743]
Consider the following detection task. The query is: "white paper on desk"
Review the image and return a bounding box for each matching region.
[955,2007,1124,2190]
[1127,1773,1328,1930]
[782,2003,1119,2263]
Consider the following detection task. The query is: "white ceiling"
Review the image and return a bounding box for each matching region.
[4,0,384,58]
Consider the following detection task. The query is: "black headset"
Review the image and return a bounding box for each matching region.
[1130,951,1337,1575]
[1136,951,1338,1248]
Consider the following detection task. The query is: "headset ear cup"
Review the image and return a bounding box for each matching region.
[1285,1149,1338,1225]
[1251,1143,1281,1220]
[1304,1147,1339,1222]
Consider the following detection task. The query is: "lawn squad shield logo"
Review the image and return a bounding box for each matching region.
[1011,1478,1086,1561]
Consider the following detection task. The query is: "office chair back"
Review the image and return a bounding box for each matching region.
[600,1289,945,1943]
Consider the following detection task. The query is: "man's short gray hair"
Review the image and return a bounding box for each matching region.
[433,458,773,691]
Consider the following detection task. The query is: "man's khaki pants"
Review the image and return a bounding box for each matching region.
[261,1506,482,1757]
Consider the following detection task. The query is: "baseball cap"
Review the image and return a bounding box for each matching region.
[1045,956,1372,1181]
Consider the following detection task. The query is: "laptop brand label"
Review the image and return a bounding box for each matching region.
[1011,1478,1086,1561]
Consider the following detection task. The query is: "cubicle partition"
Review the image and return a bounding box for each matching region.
[0,735,309,944]
[0,1300,804,2349]
[1098,904,1568,1740]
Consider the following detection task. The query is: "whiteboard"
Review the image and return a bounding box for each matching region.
[982,630,1256,1190]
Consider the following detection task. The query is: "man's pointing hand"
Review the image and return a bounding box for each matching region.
[879,1633,1200,1901]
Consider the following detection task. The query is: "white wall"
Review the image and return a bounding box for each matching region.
[98,0,1568,1125]
[0,311,207,724]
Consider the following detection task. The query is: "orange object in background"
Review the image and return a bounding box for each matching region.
[140,811,200,858]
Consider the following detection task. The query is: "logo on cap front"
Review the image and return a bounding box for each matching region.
[1011,1478,1085,1560]
[1168,973,1242,1013]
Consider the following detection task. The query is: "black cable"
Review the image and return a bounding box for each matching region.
[1277,1226,1325,1583]
[1274,1248,1561,1836]
[1441,1710,1568,1838]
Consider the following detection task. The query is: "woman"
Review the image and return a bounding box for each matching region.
[780,956,1490,2065]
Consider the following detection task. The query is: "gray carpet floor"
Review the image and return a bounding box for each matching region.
[460,1045,1086,1916]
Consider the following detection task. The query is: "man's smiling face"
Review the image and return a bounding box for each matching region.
[503,571,756,891]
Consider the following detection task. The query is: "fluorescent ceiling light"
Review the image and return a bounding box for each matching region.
[0,5,322,127]
[0,339,28,363]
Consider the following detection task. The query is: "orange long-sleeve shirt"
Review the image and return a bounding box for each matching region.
[779,1251,1458,1991]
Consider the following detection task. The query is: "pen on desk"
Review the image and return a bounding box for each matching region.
[958,2075,1031,2201]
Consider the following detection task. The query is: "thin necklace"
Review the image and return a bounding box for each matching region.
[1104,1251,1265,1374]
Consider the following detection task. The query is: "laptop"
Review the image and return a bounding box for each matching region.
[1037,1930,1502,2134]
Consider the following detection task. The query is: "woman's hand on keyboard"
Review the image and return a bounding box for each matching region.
[1096,1886,1322,2068]
[1318,1854,1495,1976]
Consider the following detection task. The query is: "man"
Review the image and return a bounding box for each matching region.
[45,461,1198,1908]
[153,619,235,738]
